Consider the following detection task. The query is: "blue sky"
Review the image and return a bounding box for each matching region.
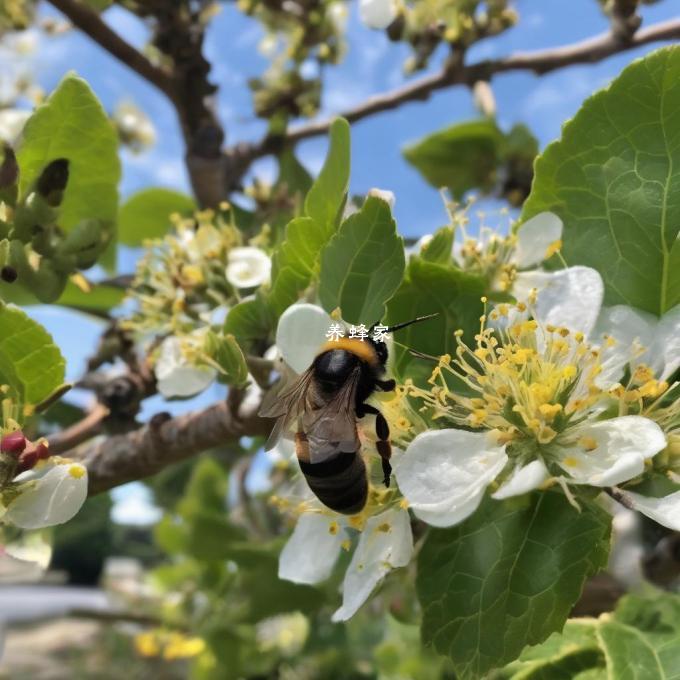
[9,0,678,522]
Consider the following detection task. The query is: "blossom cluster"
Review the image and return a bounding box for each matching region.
[123,206,272,398]
[0,394,88,581]
[268,212,680,622]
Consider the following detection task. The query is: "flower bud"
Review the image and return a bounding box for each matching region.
[1,431,26,455]
[16,448,38,474]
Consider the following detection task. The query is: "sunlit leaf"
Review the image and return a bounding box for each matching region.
[523,46,680,315]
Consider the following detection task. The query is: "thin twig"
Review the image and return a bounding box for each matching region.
[46,0,174,97]
[48,403,110,455]
[239,17,680,162]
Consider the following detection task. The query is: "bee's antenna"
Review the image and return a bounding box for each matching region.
[408,348,440,362]
[384,313,439,334]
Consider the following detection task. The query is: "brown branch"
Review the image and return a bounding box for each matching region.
[45,0,174,97]
[80,398,270,495]
[47,0,226,208]
[239,16,680,162]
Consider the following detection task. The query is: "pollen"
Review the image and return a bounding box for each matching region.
[579,436,598,451]
[406,297,609,455]
[68,464,86,479]
[341,539,351,551]
[328,521,339,535]
[377,522,392,533]
[562,457,579,467]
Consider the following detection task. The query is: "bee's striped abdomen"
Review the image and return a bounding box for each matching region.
[298,452,368,515]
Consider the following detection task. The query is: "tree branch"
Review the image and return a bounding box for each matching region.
[79,398,270,495]
[48,403,109,455]
[45,0,174,97]
[238,16,680,163]
[47,0,226,208]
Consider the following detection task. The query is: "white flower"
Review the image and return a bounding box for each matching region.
[398,306,668,528]
[155,334,217,398]
[394,430,508,527]
[511,212,563,269]
[359,0,397,29]
[624,490,680,531]
[275,303,333,374]
[278,507,413,621]
[226,247,271,289]
[332,508,412,622]
[3,461,88,530]
[0,532,53,583]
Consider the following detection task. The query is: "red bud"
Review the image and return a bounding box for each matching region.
[1,431,26,456]
[16,448,39,474]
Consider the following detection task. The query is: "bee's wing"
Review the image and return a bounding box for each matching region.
[259,367,316,451]
[302,366,362,462]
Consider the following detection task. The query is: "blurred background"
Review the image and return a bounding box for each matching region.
[0,0,678,677]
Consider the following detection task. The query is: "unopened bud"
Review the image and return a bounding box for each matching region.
[16,447,38,473]
[1,430,26,455]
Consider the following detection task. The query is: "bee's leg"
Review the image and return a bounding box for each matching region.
[356,403,392,487]
[376,379,396,392]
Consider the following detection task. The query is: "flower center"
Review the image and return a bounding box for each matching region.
[410,300,607,448]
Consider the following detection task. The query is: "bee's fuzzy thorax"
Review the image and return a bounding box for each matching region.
[319,338,380,366]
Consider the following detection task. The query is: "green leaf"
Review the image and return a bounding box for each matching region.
[385,258,485,382]
[205,332,249,386]
[224,292,274,348]
[17,73,120,235]
[419,226,454,264]
[495,620,606,679]
[268,216,325,317]
[118,188,195,246]
[597,590,680,679]
[0,303,66,410]
[275,148,313,196]
[304,117,350,237]
[267,119,351,317]
[319,196,405,324]
[417,492,611,680]
[404,119,503,199]
[522,46,680,315]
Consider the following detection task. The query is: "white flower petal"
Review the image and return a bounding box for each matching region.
[4,462,88,530]
[625,490,680,531]
[155,336,216,398]
[409,492,486,528]
[394,429,507,527]
[557,416,666,487]
[652,304,680,380]
[157,364,216,398]
[276,303,333,374]
[513,212,563,268]
[0,551,44,583]
[359,0,397,29]
[514,266,604,337]
[331,508,412,622]
[226,247,271,289]
[279,513,345,584]
[491,459,549,500]
[592,305,657,387]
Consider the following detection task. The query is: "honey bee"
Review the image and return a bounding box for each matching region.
[260,315,437,514]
